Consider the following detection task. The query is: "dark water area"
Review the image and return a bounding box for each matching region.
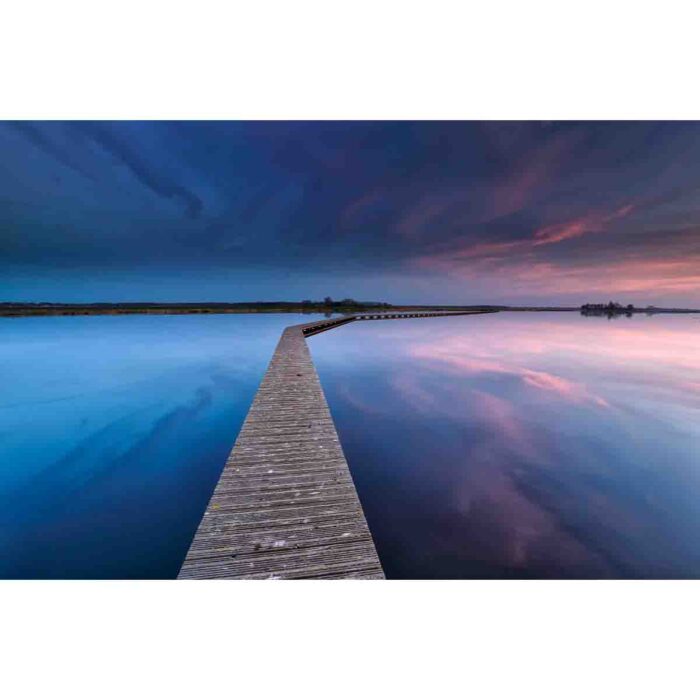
[0,313,328,579]
[309,312,700,579]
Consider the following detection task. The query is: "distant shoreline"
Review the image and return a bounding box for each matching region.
[1,302,698,318]
[0,302,495,317]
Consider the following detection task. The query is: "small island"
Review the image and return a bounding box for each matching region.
[581,301,699,317]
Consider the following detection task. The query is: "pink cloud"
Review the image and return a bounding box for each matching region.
[485,128,584,221]
[508,258,700,295]
[533,204,635,245]
[412,201,639,288]
[394,130,584,243]
[413,235,700,298]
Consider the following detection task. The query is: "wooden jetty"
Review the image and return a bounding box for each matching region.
[178,310,490,579]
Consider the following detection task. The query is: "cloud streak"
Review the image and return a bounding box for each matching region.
[76,123,204,218]
[532,204,635,245]
[2,121,700,303]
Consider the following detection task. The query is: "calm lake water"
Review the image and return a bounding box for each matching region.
[310,312,700,579]
[1,311,698,579]
[0,313,327,578]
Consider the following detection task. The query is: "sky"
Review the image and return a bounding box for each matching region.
[1,121,699,306]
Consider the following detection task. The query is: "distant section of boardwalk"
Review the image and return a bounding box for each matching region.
[178,309,492,580]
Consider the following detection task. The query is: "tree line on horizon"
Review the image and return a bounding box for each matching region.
[580,301,655,317]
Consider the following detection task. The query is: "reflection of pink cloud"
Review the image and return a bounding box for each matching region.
[469,389,543,463]
[398,315,700,415]
[390,373,442,414]
[341,313,699,576]
[448,435,612,575]
[390,371,545,463]
[410,339,611,408]
[521,369,610,407]
[335,382,386,416]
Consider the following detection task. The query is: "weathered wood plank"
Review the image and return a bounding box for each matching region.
[178,319,384,579]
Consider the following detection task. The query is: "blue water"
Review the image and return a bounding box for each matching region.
[0,313,329,579]
[309,312,700,579]
[3,311,699,579]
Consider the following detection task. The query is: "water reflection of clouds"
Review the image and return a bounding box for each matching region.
[386,369,614,576]
[402,315,700,410]
[312,313,700,577]
[409,343,611,408]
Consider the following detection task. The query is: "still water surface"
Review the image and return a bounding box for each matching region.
[0,313,324,578]
[1,312,698,578]
[310,312,700,578]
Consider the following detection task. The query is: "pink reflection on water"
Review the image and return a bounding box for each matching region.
[520,369,609,407]
[409,334,610,408]
[313,312,700,576]
[447,444,613,575]
[387,314,700,574]
[388,370,604,572]
[388,370,616,574]
[469,388,544,464]
[403,314,700,410]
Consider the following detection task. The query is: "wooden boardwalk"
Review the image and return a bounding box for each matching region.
[178,310,490,579]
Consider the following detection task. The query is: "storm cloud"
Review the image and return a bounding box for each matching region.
[1,121,699,305]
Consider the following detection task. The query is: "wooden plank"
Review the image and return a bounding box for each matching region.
[178,319,383,579]
[178,309,494,580]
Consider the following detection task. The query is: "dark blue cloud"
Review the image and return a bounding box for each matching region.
[75,122,204,218]
[7,122,97,183]
[1,121,700,305]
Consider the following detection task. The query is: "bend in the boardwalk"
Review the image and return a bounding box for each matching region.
[178,319,383,579]
[178,309,494,579]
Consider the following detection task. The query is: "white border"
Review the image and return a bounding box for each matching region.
[1,581,697,699]
[3,1,700,119]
